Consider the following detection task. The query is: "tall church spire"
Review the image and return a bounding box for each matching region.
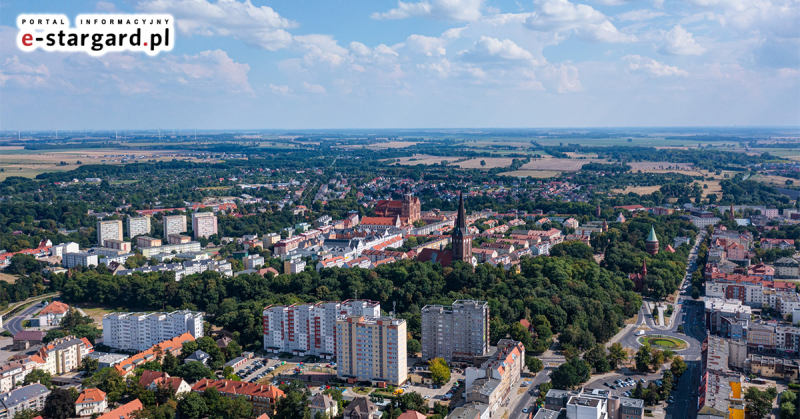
[457,191,467,231]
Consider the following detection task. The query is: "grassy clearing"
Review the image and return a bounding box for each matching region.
[613,186,662,195]
[0,273,18,283]
[521,158,603,171]
[389,154,464,166]
[74,304,119,327]
[751,174,797,188]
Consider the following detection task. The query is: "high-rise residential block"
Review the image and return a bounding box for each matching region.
[127,217,151,239]
[163,215,187,239]
[421,300,490,363]
[263,300,380,358]
[103,310,204,351]
[336,315,407,385]
[97,220,123,247]
[192,212,218,240]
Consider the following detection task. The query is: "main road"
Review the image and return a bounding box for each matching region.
[3,300,48,336]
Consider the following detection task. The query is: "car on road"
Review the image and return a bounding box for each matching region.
[522,408,530,413]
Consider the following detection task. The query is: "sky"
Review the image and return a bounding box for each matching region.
[0,0,798,129]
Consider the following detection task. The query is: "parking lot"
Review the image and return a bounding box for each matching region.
[585,370,667,399]
[235,357,284,383]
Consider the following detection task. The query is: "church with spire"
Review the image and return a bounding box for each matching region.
[416,192,477,267]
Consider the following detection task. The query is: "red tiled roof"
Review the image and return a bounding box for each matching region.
[97,399,143,419]
[192,379,284,400]
[76,388,106,404]
[39,301,69,315]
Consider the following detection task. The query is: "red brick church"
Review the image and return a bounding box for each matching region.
[374,194,421,226]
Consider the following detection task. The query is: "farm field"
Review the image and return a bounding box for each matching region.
[613,186,662,195]
[628,162,694,171]
[366,141,419,149]
[520,158,604,171]
[455,158,514,169]
[498,170,561,178]
[751,174,797,188]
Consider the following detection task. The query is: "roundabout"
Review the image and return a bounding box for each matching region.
[638,335,688,350]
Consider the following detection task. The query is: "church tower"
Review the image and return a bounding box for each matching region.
[646,225,659,256]
[452,192,472,263]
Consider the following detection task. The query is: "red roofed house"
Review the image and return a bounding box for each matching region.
[75,388,107,417]
[115,333,195,377]
[139,371,191,395]
[360,216,401,231]
[37,301,70,327]
[397,411,427,419]
[192,379,285,417]
[97,399,143,419]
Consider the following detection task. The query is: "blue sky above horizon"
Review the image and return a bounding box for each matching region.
[0,0,798,130]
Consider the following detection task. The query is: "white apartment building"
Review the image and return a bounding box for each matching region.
[263,300,381,358]
[244,254,265,270]
[192,212,218,239]
[103,310,204,351]
[139,241,201,257]
[115,259,233,281]
[163,215,187,239]
[0,358,41,393]
[284,259,306,274]
[50,242,79,258]
[336,315,407,385]
[97,220,123,247]
[0,384,50,419]
[127,217,151,239]
[63,252,98,268]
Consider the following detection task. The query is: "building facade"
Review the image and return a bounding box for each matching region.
[421,300,490,363]
[0,384,50,419]
[97,220,123,247]
[103,311,204,351]
[336,315,407,385]
[163,215,187,239]
[263,300,380,358]
[192,212,218,239]
[127,217,151,239]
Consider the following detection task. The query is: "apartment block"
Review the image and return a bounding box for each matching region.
[192,379,284,417]
[0,358,41,393]
[167,234,191,244]
[103,311,204,351]
[543,388,644,419]
[63,252,99,268]
[244,254,265,270]
[104,239,132,252]
[745,355,800,381]
[50,242,79,257]
[163,215,187,239]
[421,300,490,363]
[136,236,162,248]
[284,258,306,274]
[36,336,93,375]
[463,340,525,418]
[0,384,50,419]
[192,212,218,240]
[698,336,745,419]
[127,217,151,239]
[97,220,123,247]
[139,241,201,258]
[114,333,194,376]
[264,300,380,358]
[336,315,407,386]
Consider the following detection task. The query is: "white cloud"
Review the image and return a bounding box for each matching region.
[684,0,799,39]
[623,54,688,76]
[525,0,636,43]
[269,84,290,95]
[163,49,253,94]
[615,9,666,21]
[403,34,447,56]
[543,64,582,92]
[95,1,117,12]
[294,34,349,66]
[0,56,50,87]
[136,0,297,50]
[660,25,706,55]
[458,36,544,65]
[372,0,484,22]
[302,82,326,94]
